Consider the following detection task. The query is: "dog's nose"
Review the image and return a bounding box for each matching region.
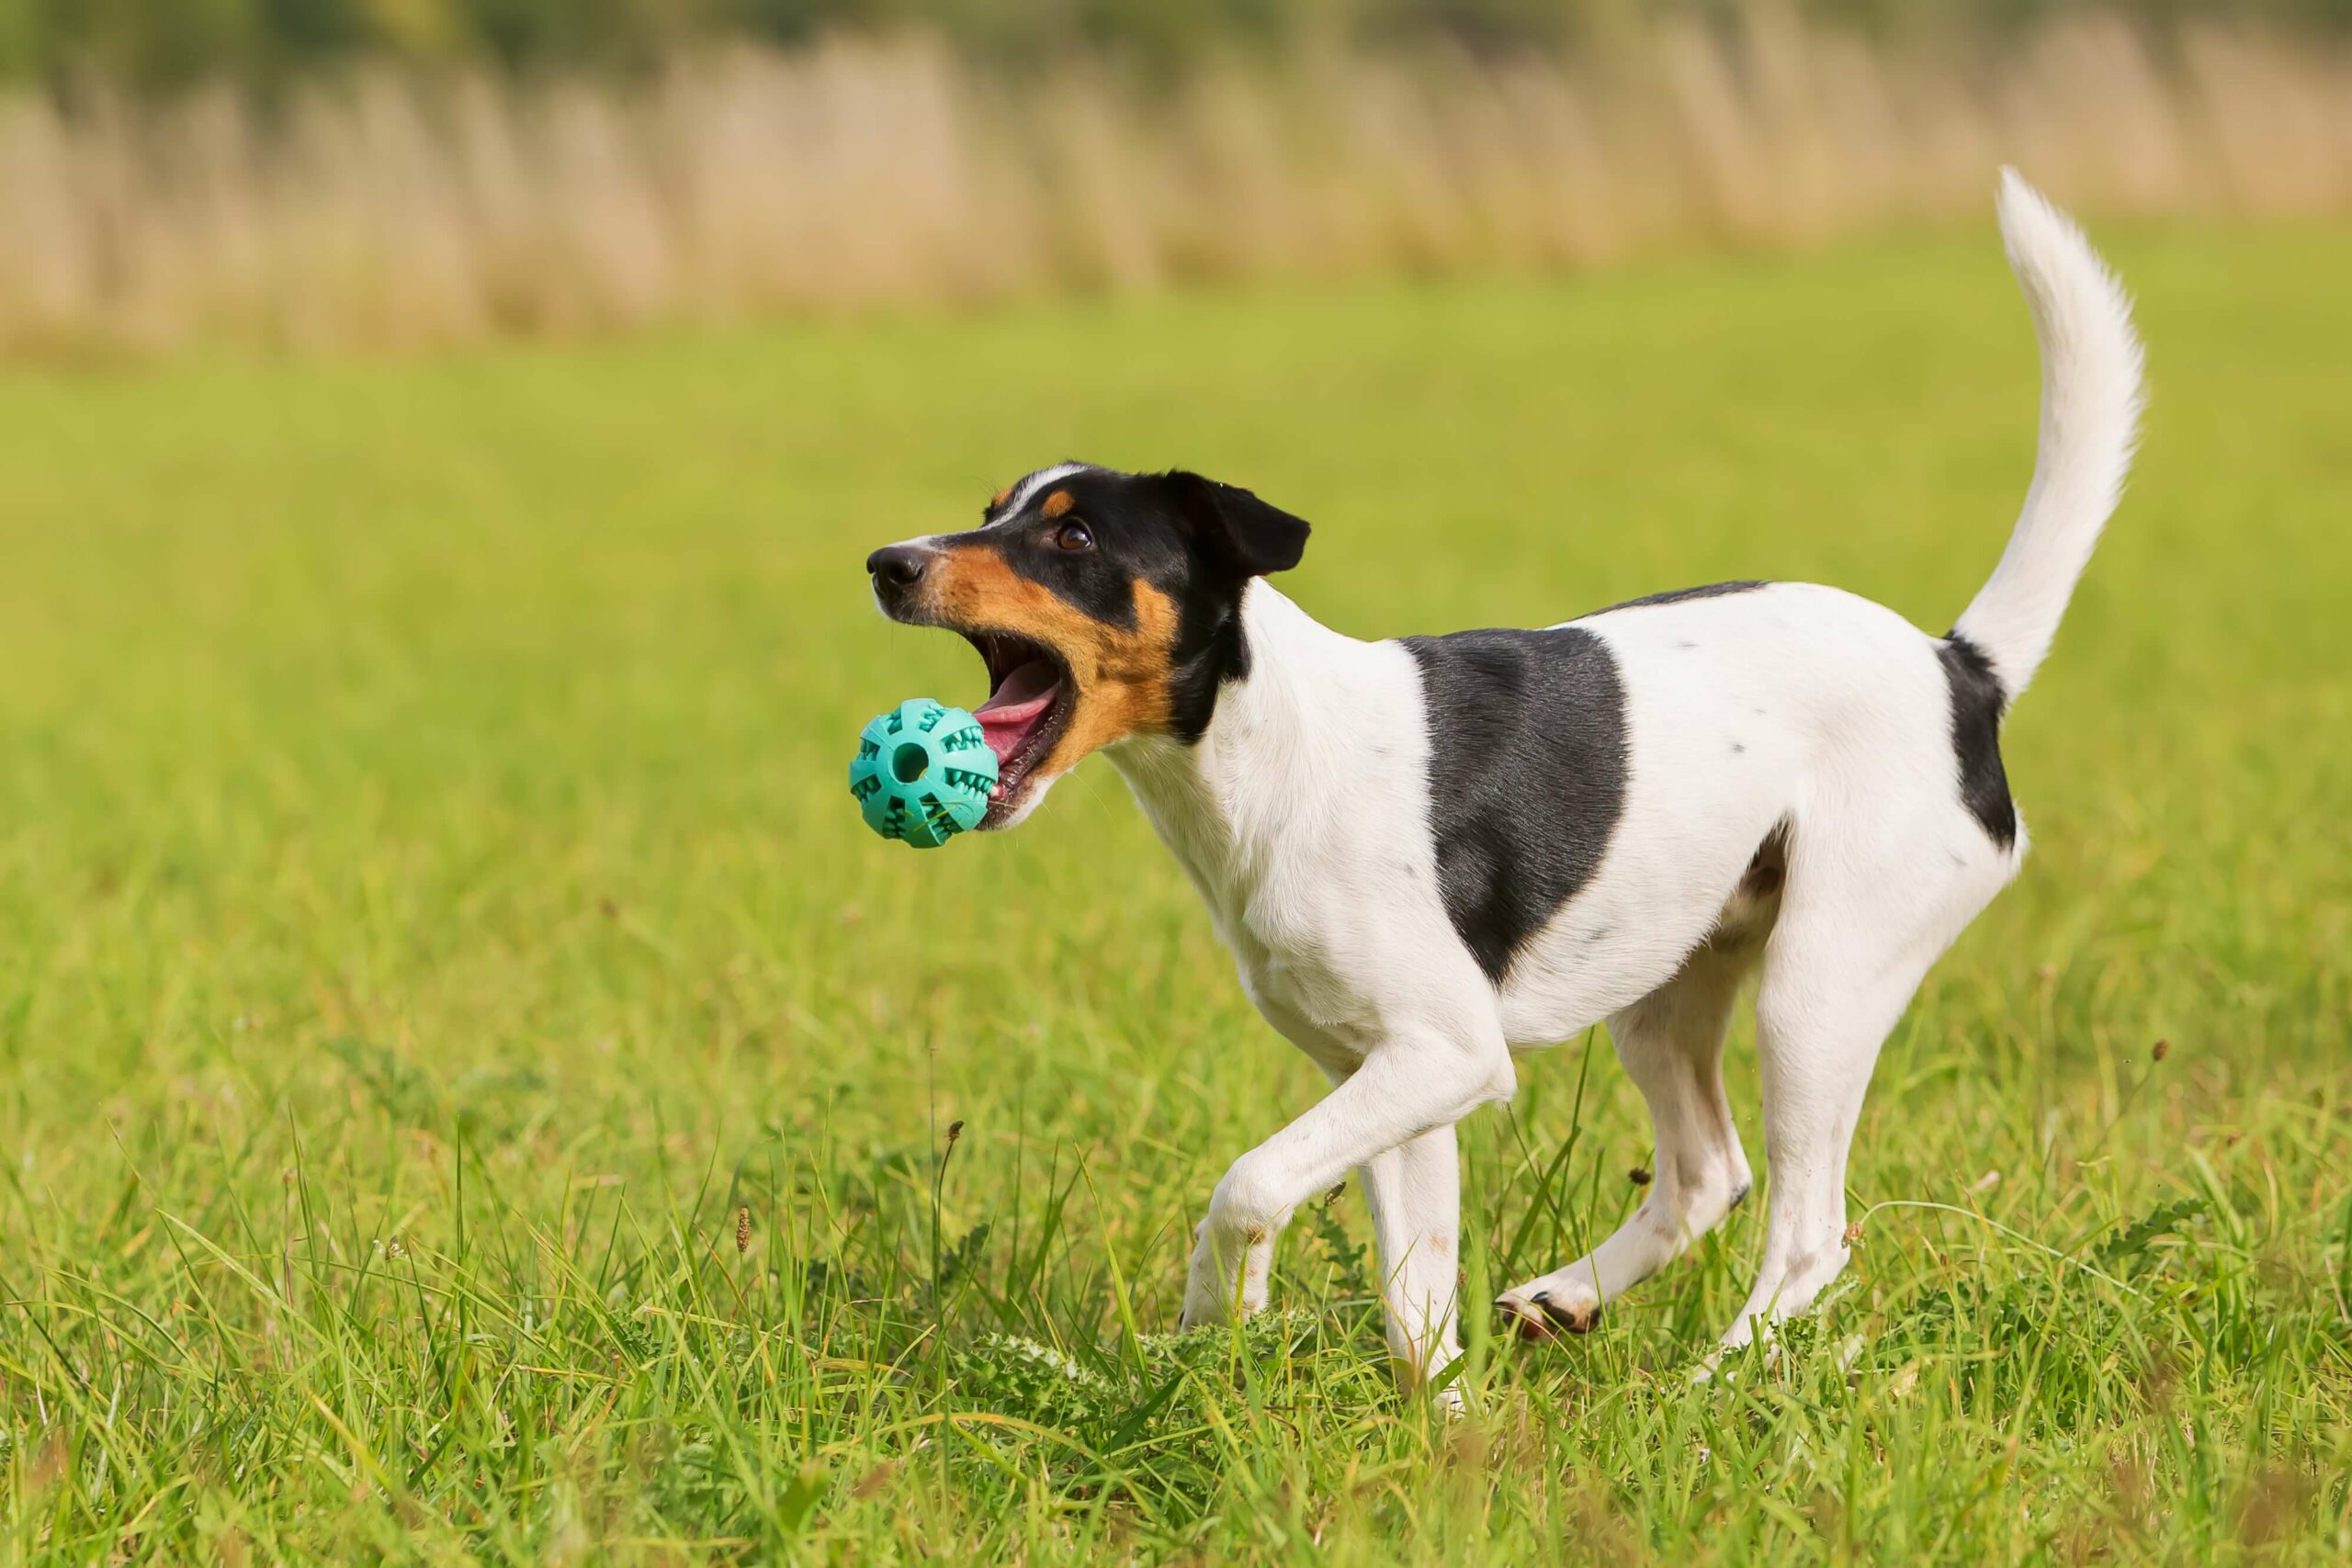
[866,545,929,591]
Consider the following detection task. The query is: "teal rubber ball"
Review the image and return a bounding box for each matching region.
[848,698,999,848]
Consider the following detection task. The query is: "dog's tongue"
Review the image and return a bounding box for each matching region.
[975,660,1060,765]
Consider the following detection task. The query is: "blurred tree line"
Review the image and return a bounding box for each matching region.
[1,0,2346,90]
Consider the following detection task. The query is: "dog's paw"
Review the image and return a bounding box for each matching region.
[1177,1288,1225,1333]
[1179,1270,1261,1332]
[1494,1284,1600,1341]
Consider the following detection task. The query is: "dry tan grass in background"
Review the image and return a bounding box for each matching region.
[1,11,2348,355]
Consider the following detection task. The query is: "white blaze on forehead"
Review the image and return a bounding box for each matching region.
[990,462,1092,525]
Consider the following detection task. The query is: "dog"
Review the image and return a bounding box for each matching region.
[865,170,2142,1398]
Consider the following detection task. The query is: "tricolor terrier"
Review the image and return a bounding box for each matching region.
[865,172,2142,1395]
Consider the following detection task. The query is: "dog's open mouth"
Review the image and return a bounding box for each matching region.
[967,631,1074,822]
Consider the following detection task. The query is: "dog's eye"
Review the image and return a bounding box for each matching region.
[1054,520,1094,552]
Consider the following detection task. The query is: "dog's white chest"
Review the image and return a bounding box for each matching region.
[1113,751,1389,1057]
[1229,860,1399,1057]
[1108,604,1491,1063]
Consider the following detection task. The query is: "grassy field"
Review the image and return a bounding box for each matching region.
[2,220,2348,1563]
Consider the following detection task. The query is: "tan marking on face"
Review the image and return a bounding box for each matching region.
[1041,489,1075,520]
[990,485,1014,510]
[925,545,1181,778]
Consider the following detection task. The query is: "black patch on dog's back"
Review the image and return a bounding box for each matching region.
[1937,632,2016,848]
[1588,581,1769,615]
[1403,628,1629,985]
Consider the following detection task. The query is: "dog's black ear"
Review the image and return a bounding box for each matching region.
[1161,471,1311,579]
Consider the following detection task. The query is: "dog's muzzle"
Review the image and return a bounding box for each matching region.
[866,544,933,618]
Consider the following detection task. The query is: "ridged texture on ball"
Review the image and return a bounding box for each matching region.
[848,698,998,848]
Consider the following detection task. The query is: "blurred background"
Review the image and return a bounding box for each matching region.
[1,0,2349,354]
[4,4,2350,1561]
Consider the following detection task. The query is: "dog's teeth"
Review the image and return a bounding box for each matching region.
[989,784,1003,800]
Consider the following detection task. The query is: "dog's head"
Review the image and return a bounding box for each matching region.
[865,464,1310,827]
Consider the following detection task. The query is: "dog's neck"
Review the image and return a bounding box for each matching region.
[1108,581,1374,883]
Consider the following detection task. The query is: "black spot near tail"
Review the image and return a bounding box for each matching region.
[1938,633,2017,848]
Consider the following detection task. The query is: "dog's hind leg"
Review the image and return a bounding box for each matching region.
[1716,817,2010,1355]
[1496,901,1770,1340]
[1716,945,1932,1355]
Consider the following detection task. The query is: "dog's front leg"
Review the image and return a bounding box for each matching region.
[1357,1123,1464,1400]
[1179,1026,1512,1367]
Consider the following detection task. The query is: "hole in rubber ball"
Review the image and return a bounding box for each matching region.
[891,742,929,784]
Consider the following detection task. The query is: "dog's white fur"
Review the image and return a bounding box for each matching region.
[1102,171,2143,1393]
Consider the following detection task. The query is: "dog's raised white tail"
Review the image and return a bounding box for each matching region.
[1952,168,2145,701]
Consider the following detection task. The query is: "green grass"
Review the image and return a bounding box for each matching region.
[2,220,2349,1564]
